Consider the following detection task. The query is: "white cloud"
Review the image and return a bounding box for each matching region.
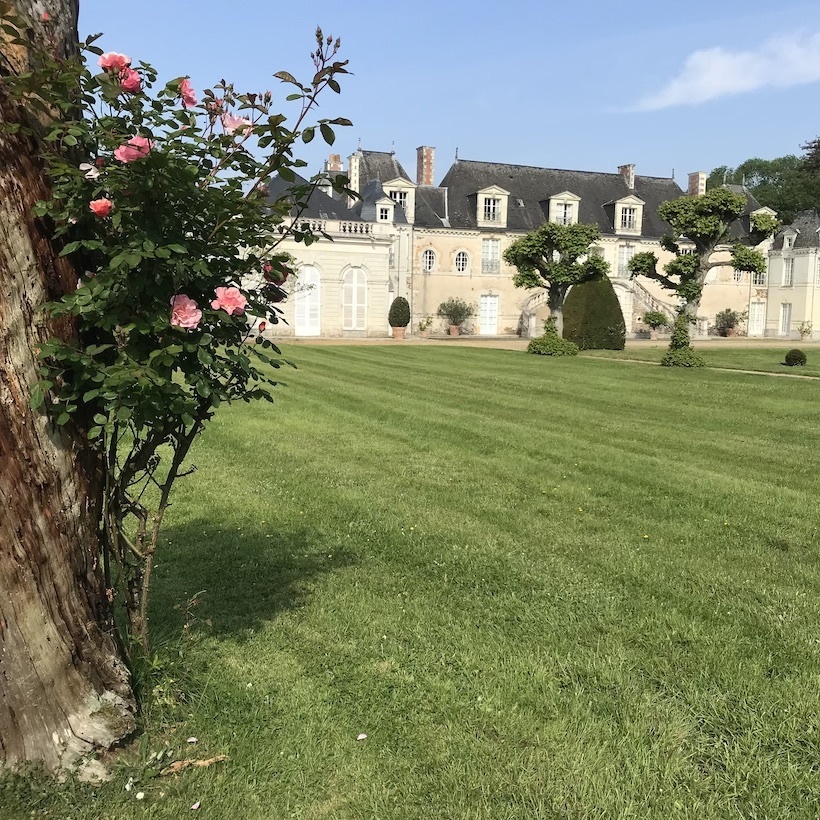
[631,31,820,111]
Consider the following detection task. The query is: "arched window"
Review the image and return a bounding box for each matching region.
[342,267,367,330]
[422,249,436,272]
[455,251,468,273]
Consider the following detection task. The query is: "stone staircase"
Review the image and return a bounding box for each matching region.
[631,279,677,325]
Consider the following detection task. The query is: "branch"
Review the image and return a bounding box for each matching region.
[641,268,678,291]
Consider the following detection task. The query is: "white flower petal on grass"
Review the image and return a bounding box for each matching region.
[356,733,368,741]
[191,801,201,810]
[187,737,198,744]
[135,792,145,800]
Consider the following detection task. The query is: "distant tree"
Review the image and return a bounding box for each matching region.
[708,155,820,222]
[503,223,609,337]
[628,188,778,363]
[562,274,625,350]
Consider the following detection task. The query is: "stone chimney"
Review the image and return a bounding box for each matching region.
[618,163,635,190]
[416,146,435,186]
[325,153,343,173]
[688,171,707,197]
[347,152,361,194]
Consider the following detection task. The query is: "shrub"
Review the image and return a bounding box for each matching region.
[661,348,705,367]
[388,297,410,328]
[642,310,670,331]
[562,274,626,350]
[527,318,579,356]
[437,297,475,326]
[784,348,807,366]
[714,308,746,332]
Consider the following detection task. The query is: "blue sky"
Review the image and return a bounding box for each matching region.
[79,0,820,187]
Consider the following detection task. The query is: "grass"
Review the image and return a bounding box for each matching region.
[584,343,820,377]
[5,346,820,818]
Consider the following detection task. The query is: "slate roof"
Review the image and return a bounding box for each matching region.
[352,179,409,224]
[771,210,820,250]
[355,150,412,188]
[718,184,766,242]
[266,172,362,221]
[415,186,449,227]
[432,159,684,237]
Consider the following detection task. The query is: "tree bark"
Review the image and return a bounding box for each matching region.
[0,0,135,775]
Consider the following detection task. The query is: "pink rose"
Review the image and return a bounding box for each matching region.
[180,78,197,109]
[99,52,131,72]
[221,113,252,135]
[89,198,113,218]
[119,67,142,94]
[114,135,153,163]
[211,286,247,316]
[258,321,267,332]
[170,295,202,330]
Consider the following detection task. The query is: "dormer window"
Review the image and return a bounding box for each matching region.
[389,190,407,212]
[484,198,501,222]
[620,207,637,230]
[547,192,580,226]
[785,235,794,248]
[555,202,573,226]
[379,206,390,221]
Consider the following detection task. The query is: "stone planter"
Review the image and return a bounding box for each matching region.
[448,324,460,337]
[391,326,406,340]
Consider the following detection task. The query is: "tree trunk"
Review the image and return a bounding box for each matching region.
[0,1,135,775]
[548,286,565,337]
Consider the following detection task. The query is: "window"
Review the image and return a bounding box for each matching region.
[783,257,794,286]
[482,239,500,273]
[483,197,501,222]
[733,270,743,283]
[618,243,635,276]
[815,256,820,286]
[378,206,390,222]
[752,270,766,286]
[555,202,573,226]
[422,249,436,272]
[620,206,637,230]
[455,251,469,273]
[389,190,407,212]
[785,235,794,248]
[342,268,367,330]
[780,302,792,335]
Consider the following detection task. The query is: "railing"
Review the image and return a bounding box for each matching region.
[482,259,500,274]
[299,220,327,233]
[339,221,371,235]
[631,280,677,319]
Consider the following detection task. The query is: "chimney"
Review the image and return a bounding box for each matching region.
[688,171,707,197]
[416,145,435,186]
[325,153,343,173]
[618,163,635,190]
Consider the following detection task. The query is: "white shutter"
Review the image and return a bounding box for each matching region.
[342,268,367,330]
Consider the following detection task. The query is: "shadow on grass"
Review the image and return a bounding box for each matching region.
[149,521,354,641]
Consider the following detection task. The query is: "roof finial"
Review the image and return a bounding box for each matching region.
[455,146,459,161]
[671,167,675,180]
[391,141,395,155]
[357,137,362,151]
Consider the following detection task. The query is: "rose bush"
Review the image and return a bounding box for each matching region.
[2,18,352,657]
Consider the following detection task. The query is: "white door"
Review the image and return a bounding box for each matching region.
[748,302,765,336]
[479,294,499,335]
[294,266,321,336]
[780,302,792,336]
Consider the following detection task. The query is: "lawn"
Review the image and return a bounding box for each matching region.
[584,343,820,377]
[5,346,820,819]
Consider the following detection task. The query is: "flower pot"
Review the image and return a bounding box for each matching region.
[448,324,460,337]
[391,326,406,340]
[419,330,429,339]
[725,327,736,337]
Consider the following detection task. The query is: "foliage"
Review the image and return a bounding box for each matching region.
[562,274,625,350]
[388,296,410,328]
[504,222,610,334]
[784,348,807,367]
[714,308,746,330]
[437,297,475,326]
[660,314,704,367]
[641,310,670,330]
[0,18,352,655]
[417,315,433,332]
[526,318,579,356]
[798,321,812,340]
[708,156,820,223]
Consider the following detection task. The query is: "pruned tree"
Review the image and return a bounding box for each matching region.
[628,188,778,357]
[0,0,136,775]
[503,222,609,337]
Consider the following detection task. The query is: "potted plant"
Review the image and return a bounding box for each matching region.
[714,308,746,337]
[437,297,475,336]
[417,315,433,339]
[641,310,670,341]
[798,321,813,340]
[388,296,410,340]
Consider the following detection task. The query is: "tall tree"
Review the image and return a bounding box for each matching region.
[628,188,777,362]
[0,0,136,773]
[503,222,609,337]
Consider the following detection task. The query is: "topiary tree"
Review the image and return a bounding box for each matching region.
[642,310,670,331]
[437,297,475,327]
[0,4,351,773]
[628,188,778,364]
[562,274,626,350]
[504,222,610,337]
[388,296,410,328]
[784,348,807,366]
[526,318,579,356]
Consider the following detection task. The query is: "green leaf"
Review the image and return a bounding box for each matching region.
[274,71,298,85]
[56,412,71,426]
[30,383,45,410]
[59,241,82,256]
[302,127,315,144]
[320,123,335,146]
